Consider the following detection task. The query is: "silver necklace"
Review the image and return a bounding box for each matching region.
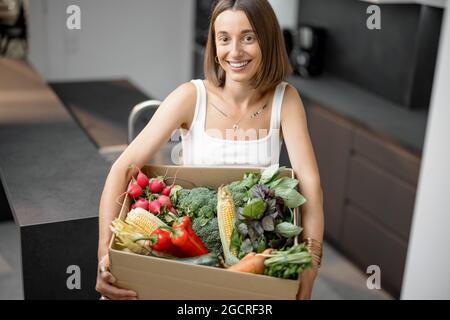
[210,101,268,131]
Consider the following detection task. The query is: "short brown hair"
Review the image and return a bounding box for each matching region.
[204,0,292,94]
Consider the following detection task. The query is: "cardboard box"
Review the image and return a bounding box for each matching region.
[109,165,301,300]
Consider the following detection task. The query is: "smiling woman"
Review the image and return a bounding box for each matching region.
[97,0,323,301]
[204,0,292,93]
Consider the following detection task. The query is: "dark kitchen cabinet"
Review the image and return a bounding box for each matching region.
[308,104,353,244]
[307,103,421,298]
[340,203,409,295]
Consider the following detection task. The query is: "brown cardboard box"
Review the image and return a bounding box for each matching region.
[109,164,301,300]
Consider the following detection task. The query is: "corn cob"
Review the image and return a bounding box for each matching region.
[110,219,174,258]
[125,207,167,236]
[110,219,152,256]
[217,185,239,266]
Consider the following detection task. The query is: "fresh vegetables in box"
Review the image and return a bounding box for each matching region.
[110,164,312,279]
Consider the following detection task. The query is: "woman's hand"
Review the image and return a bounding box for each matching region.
[297,266,319,300]
[96,254,138,300]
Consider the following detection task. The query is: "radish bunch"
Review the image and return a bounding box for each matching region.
[126,167,179,216]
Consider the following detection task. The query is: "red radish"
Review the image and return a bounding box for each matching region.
[149,178,165,193]
[130,203,137,210]
[161,186,171,196]
[169,207,177,214]
[136,172,149,188]
[157,195,172,209]
[161,168,180,196]
[127,182,142,198]
[134,198,149,210]
[148,200,162,214]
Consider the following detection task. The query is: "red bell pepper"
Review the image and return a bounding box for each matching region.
[162,218,208,257]
[135,228,185,257]
[173,216,208,254]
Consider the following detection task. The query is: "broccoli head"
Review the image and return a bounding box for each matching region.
[192,217,223,256]
[228,182,249,208]
[175,187,217,219]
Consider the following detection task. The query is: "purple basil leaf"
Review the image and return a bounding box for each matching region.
[264,198,277,216]
[240,239,253,254]
[251,184,266,199]
[252,220,264,237]
[237,223,248,236]
[276,196,284,218]
[248,225,256,241]
[262,215,274,231]
[237,207,245,221]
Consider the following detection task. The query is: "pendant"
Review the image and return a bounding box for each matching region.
[233,124,239,131]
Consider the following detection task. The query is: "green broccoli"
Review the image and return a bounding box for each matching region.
[175,187,217,219]
[192,217,223,256]
[228,181,249,208]
[226,172,259,207]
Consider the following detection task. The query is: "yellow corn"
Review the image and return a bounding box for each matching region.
[110,219,152,256]
[125,207,167,236]
[217,186,239,265]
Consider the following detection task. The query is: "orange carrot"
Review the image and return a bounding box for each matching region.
[228,249,272,274]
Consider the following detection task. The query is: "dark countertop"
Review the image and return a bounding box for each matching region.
[0,59,110,227]
[49,80,151,148]
[289,74,428,156]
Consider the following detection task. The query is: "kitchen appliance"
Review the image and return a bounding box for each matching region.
[290,25,326,77]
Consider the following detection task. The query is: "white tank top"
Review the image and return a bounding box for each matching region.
[180,79,287,167]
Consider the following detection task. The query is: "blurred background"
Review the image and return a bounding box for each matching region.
[0,0,449,300]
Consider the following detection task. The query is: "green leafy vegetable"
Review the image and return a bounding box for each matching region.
[268,177,298,190]
[230,227,242,255]
[254,236,267,253]
[259,164,285,185]
[243,198,266,220]
[169,185,183,206]
[263,244,312,279]
[275,222,302,238]
[274,187,306,208]
[228,172,260,207]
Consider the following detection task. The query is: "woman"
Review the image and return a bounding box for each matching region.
[96,0,324,300]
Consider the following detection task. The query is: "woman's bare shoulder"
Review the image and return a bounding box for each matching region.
[164,81,198,129]
[281,83,306,121]
[169,81,197,103]
[284,83,302,102]
[283,83,304,106]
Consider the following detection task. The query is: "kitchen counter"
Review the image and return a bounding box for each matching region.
[290,74,428,156]
[0,59,109,226]
[0,58,109,299]
[49,80,151,149]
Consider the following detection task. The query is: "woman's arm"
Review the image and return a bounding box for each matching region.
[97,81,197,260]
[280,85,324,299]
[281,85,324,242]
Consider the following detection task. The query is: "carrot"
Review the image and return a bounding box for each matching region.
[228,249,272,274]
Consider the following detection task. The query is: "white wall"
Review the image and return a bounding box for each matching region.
[401,7,450,299]
[27,0,195,100]
[269,0,299,29]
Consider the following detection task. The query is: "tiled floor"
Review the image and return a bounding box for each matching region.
[0,220,392,300]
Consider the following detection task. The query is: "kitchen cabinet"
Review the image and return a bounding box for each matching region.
[307,102,421,298]
[308,104,353,244]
